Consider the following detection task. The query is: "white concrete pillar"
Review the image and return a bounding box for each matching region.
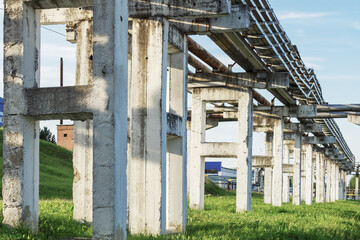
[166,41,188,232]
[335,164,340,201]
[264,132,273,204]
[301,150,306,202]
[3,1,40,232]
[92,0,128,238]
[356,174,359,200]
[325,159,331,202]
[304,144,313,205]
[315,152,325,203]
[283,144,290,203]
[330,162,336,201]
[128,18,169,235]
[73,20,93,224]
[236,88,253,212]
[272,118,283,207]
[189,89,206,210]
[292,134,302,205]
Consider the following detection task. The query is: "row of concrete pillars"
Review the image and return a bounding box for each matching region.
[2,1,353,239]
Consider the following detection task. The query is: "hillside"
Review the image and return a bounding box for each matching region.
[0,129,73,199]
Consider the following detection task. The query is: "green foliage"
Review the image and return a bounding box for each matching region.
[349,175,360,189]
[40,126,56,144]
[204,179,235,196]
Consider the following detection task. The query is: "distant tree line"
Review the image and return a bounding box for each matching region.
[40,126,56,144]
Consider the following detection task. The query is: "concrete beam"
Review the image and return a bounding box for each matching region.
[252,156,272,167]
[25,86,93,121]
[348,114,360,125]
[254,105,317,118]
[201,142,237,158]
[24,0,92,9]
[170,5,249,34]
[284,123,322,133]
[129,0,231,19]
[188,72,289,89]
[40,8,93,25]
[303,136,336,145]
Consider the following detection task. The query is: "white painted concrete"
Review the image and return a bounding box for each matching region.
[283,144,290,203]
[304,144,313,205]
[325,159,331,202]
[264,132,273,204]
[293,134,302,205]
[315,152,325,203]
[272,118,283,207]
[356,175,359,200]
[236,88,253,212]
[128,18,169,235]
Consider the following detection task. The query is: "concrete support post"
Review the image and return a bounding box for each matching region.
[325,159,331,202]
[330,162,336,201]
[272,118,284,207]
[292,134,302,205]
[128,18,169,235]
[236,88,253,212]
[3,1,40,232]
[342,171,346,200]
[301,151,306,201]
[334,165,337,201]
[189,89,206,210]
[356,175,359,200]
[73,20,93,224]
[315,152,325,203]
[166,40,188,232]
[264,132,273,204]
[283,144,290,203]
[92,1,128,238]
[304,144,313,205]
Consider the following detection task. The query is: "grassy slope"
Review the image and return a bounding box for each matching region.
[0,129,73,199]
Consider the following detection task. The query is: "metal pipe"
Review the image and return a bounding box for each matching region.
[187,37,271,106]
[60,57,63,125]
[188,54,212,73]
[317,104,360,113]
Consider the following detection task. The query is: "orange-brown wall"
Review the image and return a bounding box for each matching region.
[57,125,74,151]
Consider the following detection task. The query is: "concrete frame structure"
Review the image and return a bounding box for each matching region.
[188,87,253,212]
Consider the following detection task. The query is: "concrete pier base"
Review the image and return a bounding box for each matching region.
[282,144,290,203]
[272,118,284,207]
[264,133,273,204]
[292,134,302,205]
[315,152,325,203]
[304,144,313,205]
[325,159,331,202]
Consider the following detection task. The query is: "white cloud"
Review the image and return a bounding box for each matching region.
[278,12,333,20]
[302,57,323,70]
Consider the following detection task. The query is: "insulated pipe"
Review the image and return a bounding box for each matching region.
[188,54,212,73]
[317,104,360,113]
[187,37,271,107]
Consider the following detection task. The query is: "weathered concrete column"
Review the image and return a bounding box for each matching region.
[282,143,290,203]
[292,134,302,205]
[272,118,283,207]
[264,132,273,204]
[73,20,93,224]
[3,1,40,232]
[342,171,347,200]
[189,89,206,210]
[301,150,306,201]
[304,144,313,205]
[356,174,359,200]
[92,1,128,238]
[330,162,336,201]
[128,18,169,235]
[315,152,325,203]
[166,39,188,232]
[335,164,340,201]
[325,158,331,202]
[236,88,253,212]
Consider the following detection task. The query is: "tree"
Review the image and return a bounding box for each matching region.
[40,126,56,144]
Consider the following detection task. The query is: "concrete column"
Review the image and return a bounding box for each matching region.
[92,1,128,238]
[292,134,302,205]
[301,151,306,201]
[342,171,346,200]
[166,41,188,232]
[330,162,336,201]
[315,152,325,203]
[283,144,290,203]
[73,20,93,224]
[272,118,283,207]
[304,144,313,205]
[355,174,359,200]
[335,164,340,201]
[325,159,331,202]
[189,89,206,210]
[236,88,253,212]
[264,132,273,204]
[3,1,40,232]
[128,18,169,235]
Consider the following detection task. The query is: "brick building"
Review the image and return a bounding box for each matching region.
[57,124,74,151]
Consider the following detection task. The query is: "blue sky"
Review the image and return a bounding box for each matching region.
[0,1,359,168]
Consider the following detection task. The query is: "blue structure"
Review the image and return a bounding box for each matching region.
[205,161,222,175]
[0,97,3,127]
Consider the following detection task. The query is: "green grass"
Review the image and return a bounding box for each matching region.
[0,129,359,239]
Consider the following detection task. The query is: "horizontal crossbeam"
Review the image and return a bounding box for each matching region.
[201,142,237,157]
[40,8,93,25]
[189,72,289,89]
[24,0,92,9]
